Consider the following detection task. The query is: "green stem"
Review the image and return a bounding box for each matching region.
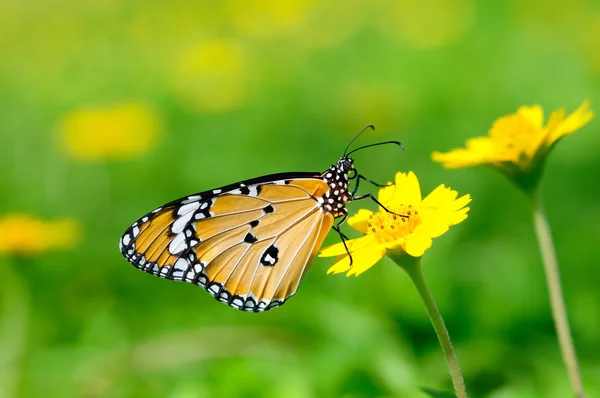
[532,195,585,398]
[390,254,468,398]
[0,258,30,398]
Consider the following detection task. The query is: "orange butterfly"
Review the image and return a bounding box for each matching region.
[119,126,403,312]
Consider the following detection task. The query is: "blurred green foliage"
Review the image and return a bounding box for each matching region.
[1,0,599,397]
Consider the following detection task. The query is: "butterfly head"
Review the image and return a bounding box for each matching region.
[338,156,355,174]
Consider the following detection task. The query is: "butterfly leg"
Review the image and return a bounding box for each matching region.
[351,193,408,218]
[351,174,392,196]
[332,227,354,267]
[332,212,354,267]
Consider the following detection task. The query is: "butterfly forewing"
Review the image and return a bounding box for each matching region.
[119,172,336,312]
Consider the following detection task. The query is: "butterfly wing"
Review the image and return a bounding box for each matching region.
[119,172,334,312]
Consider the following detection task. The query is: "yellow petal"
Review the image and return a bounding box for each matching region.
[431,136,497,169]
[546,100,594,145]
[393,171,421,205]
[328,241,387,277]
[451,193,472,213]
[402,232,432,257]
[327,254,353,274]
[413,218,451,239]
[421,184,457,208]
[319,234,376,257]
[346,245,387,276]
[517,104,544,129]
[347,209,374,234]
[421,185,471,216]
[378,181,395,204]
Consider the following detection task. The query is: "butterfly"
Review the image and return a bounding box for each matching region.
[119,125,404,312]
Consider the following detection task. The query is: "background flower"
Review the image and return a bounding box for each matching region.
[432,101,593,192]
[0,214,80,255]
[173,40,248,113]
[58,103,161,161]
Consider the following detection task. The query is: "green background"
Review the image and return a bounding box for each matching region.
[1,1,599,397]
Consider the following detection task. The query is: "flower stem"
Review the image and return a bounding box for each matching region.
[391,254,468,398]
[0,258,30,398]
[532,195,585,398]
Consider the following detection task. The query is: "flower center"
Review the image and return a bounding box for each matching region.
[366,204,422,243]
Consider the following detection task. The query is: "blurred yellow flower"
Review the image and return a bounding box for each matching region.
[319,172,470,276]
[225,0,315,38]
[59,103,160,161]
[174,40,247,113]
[379,0,474,49]
[432,101,593,192]
[0,214,80,255]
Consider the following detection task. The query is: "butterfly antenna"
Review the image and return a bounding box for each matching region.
[343,124,375,156]
[346,140,405,157]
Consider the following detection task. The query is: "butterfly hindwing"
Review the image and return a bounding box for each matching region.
[119,172,333,312]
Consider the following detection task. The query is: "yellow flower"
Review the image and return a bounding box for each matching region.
[432,101,593,192]
[378,0,475,49]
[0,214,80,255]
[59,103,160,161]
[225,0,315,38]
[319,172,471,276]
[174,40,247,113]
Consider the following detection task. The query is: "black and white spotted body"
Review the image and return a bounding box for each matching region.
[319,156,354,218]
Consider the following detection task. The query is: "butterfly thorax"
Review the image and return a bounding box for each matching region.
[319,157,354,218]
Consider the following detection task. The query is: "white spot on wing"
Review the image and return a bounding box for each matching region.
[168,233,187,254]
[232,298,243,308]
[122,234,131,246]
[178,201,200,216]
[174,257,189,271]
[208,284,220,295]
[172,211,194,234]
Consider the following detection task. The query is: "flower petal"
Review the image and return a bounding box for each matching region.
[378,181,395,204]
[347,209,374,234]
[392,171,421,205]
[331,242,387,277]
[432,137,499,169]
[517,104,544,129]
[413,218,451,239]
[402,232,433,257]
[319,234,376,257]
[421,185,471,216]
[326,236,381,275]
[327,254,353,274]
[546,100,594,145]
